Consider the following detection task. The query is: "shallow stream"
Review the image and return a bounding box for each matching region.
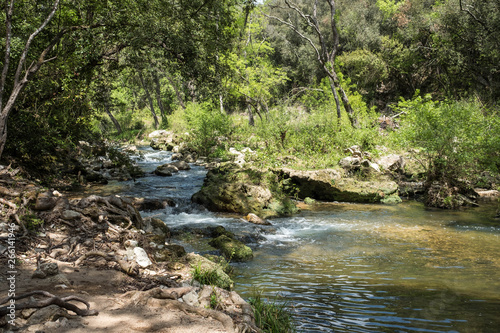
[92,147,500,332]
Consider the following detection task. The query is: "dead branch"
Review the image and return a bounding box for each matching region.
[0,290,98,317]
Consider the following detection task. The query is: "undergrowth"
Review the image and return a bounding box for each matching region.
[248,291,296,333]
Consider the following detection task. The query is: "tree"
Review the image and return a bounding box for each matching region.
[266,0,357,126]
[0,0,61,159]
[222,8,288,125]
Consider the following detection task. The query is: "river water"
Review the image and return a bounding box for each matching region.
[96,148,500,332]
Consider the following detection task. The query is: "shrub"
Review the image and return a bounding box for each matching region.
[183,102,233,156]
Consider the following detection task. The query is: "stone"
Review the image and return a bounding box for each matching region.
[62,210,81,220]
[148,130,169,138]
[377,154,405,173]
[186,253,234,290]
[134,247,152,268]
[339,156,362,169]
[192,166,298,218]
[27,305,69,325]
[183,154,196,163]
[34,191,58,211]
[244,213,271,226]
[209,235,253,262]
[171,153,183,161]
[154,164,178,176]
[280,168,398,203]
[361,160,381,173]
[182,290,200,307]
[170,160,191,171]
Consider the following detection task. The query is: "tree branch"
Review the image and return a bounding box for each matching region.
[0,0,15,111]
[459,0,491,33]
[13,0,61,88]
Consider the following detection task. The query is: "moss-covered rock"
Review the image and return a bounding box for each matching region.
[186,253,234,290]
[280,168,399,203]
[208,235,253,262]
[381,193,403,204]
[192,165,298,218]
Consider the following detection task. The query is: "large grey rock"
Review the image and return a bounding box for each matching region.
[377,154,405,173]
[280,168,398,203]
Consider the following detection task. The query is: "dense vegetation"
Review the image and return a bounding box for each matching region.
[1,0,499,206]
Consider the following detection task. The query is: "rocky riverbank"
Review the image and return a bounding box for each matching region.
[0,155,262,333]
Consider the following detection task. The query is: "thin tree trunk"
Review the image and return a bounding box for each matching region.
[151,71,168,125]
[0,113,8,159]
[165,74,185,109]
[138,70,159,129]
[105,105,122,134]
[328,77,341,120]
[247,104,254,126]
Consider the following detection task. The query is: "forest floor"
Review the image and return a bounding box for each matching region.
[0,167,258,333]
[1,260,231,333]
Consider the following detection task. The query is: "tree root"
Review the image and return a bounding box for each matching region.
[0,291,98,317]
[75,251,138,276]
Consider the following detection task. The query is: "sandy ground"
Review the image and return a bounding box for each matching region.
[0,260,233,333]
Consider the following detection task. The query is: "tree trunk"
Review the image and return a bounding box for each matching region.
[328,77,341,120]
[138,70,159,129]
[104,105,122,134]
[0,113,8,160]
[165,74,185,109]
[247,104,254,126]
[151,71,168,126]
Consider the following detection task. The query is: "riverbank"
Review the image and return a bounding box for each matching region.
[0,164,263,333]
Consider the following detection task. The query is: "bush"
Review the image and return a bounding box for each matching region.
[183,102,233,156]
[392,94,500,207]
[394,95,500,181]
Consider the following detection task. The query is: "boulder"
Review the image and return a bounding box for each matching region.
[154,164,178,176]
[209,235,253,262]
[148,130,170,138]
[192,165,298,218]
[186,253,234,290]
[377,154,405,173]
[339,156,362,169]
[280,168,398,203]
[170,160,191,171]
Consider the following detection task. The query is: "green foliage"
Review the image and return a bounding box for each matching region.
[339,49,388,97]
[21,214,44,231]
[248,291,296,333]
[393,94,500,183]
[376,0,404,19]
[183,102,233,156]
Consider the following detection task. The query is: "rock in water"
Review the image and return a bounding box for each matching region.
[245,213,271,225]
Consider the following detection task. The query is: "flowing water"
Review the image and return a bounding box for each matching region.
[95,148,500,332]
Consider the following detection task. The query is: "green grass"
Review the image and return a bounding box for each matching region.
[248,291,296,333]
[192,263,230,290]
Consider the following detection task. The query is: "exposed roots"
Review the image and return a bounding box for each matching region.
[0,291,98,317]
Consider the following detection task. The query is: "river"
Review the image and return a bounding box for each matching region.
[95,147,500,332]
